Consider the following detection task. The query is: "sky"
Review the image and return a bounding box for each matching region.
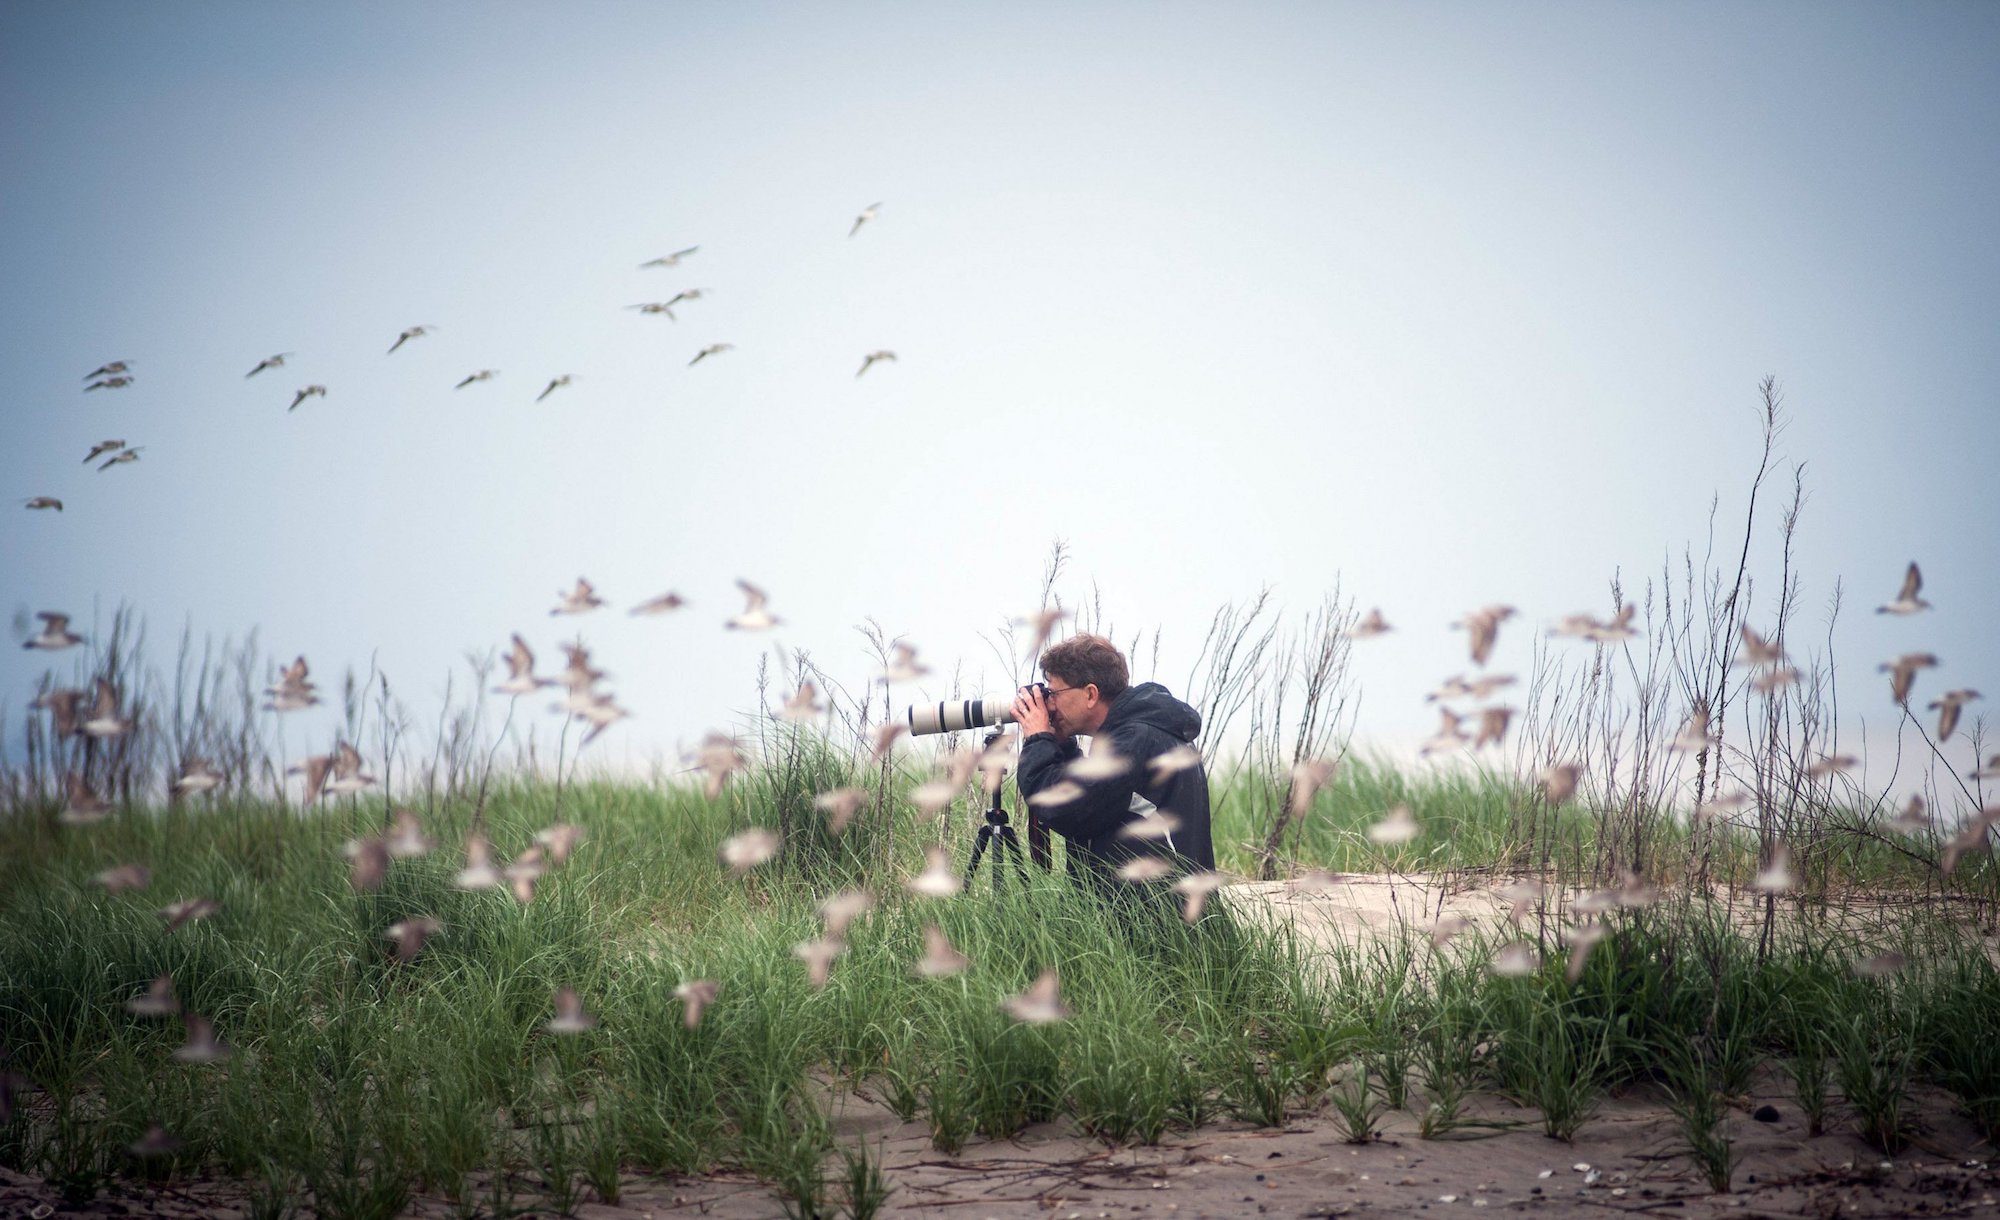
[3,2,1995,796]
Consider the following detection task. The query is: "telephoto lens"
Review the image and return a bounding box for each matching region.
[905,687,1042,736]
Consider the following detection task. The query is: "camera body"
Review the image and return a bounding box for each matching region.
[905,684,1047,736]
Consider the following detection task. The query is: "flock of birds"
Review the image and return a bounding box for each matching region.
[17,202,898,516]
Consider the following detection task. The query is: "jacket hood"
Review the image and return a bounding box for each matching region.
[1102,682,1202,743]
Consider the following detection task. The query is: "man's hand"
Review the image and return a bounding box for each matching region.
[1012,685,1055,737]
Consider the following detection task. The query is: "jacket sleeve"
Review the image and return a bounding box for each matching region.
[1017,725,1160,842]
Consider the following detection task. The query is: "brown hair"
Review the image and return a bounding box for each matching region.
[1040,633,1129,702]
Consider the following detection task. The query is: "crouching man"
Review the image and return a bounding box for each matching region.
[1010,633,1214,894]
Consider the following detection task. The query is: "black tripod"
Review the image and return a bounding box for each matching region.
[962,732,1031,892]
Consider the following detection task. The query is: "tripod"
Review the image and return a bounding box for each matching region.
[962,731,1032,892]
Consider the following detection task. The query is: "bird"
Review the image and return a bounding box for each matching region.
[455,369,497,390]
[1002,969,1070,1024]
[692,733,747,798]
[627,302,678,318]
[1419,707,1468,756]
[1748,846,1797,894]
[1565,921,1610,984]
[85,361,131,379]
[558,642,606,693]
[674,979,719,1028]
[84,375,134,391]
[1029,780,1086,808]
[1172,871,1224,922]
[83,440,126,464]
[125,975,178,1017]
[82,678,132,738]
[776,682,824,723]
[1289,759,1337,816]
[386,808,436,858]
[1668,707,1712,755]
[1345,608,1392,640]
[345,835,388,891]
[881,640,930,684]
[639,247,699,269]
[384,916,442,963]
[172,1014,232,1064]
[1736,625,1787,669]
[856,350,896,378]
[1876,562,1930,615]
[38,690,87,738]
[23,496,62,511]
[505,845,548,904]
[1489,941,1539,977]
[1694,790,1752,823]
[1366,804,1420,845]
[906,846,963,898]
[1879,653,1939,707]
[912,751,979,815]
[665,289,705,310]
[1067,743,1133,783]
[95,863,151,893]
[813,787,868,834]
[535,822,582,865]
[1806,754,1858,779]
[1540,763,1580,805]
[1426,673,1516,703]
[727,580,780,630]
[129,1126,184,1158]
[850,202,882,238]
[630,590,687,616]
[536,375,573,403]
[720,828,781,875]
[1852,951,1907,978]
[454,831,502,890]
[23,612,83,650]
[818,889,875,939]
[245,353,292,378]
[288,385,327,412]
[869,722,907,763]
[1751,666,1801,695]
[546,987,599,1035]
[1012,605,1072,654]
[689,343,733,366]
[97,447,143,471]
[1886,795,1930,834]
[328,741,375,796]
[386,326,434,354]
[493,635,552,696]
[1472,706,1514,750]
[1430,914,1469,948]
[159,897,221,933]
[1941,814,1995,877]
[574,691,631,746]
[264,655,319,711]
[1496,879,1548,925]
[1117,857,1173,882]
[793,938,847,990]
[1118,809,1182,842]
[552,577,606,616]
[288,754,332,810]
[1452,605,1517,667]
[915,925,969,979]
[1147,743,1202,784]
[1929,689,1981,742]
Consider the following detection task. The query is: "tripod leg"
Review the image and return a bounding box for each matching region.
[962,826,994,889]
[994,825,1031,888]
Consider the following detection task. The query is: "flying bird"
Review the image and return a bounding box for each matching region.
[171,1014,231,1063]
[84,376,134,391]
[81,678,132,738]
[818,889,875,939]
[1875,562,1930,615]
[1748,846,1797,894]
[674,979,719,1027]
[1452,605,1517,667]
[98,447,144,471]
[630,590,686,616]
[454,831,502,890]
[288,385,326,412]
[720,827,781,874]
[1001,968,1070,1024]
[159,896,221,933]
[1879,652,1939,707]
[689,343,734,366]
[245,353,292,378]
[83,440,126,464]
[60,772,112,824]
[1929,689,1981,742]
[384,916,443,963]
[793,937,847,990]
[85,361,131,379]
[94,863,151,893]
[536,375,573,403]
[1366,804,1420,845]
[627,302,678,318]
[171,758,222,797]
[23,497,62,511]
[849,202,882,238]
[1345,607,1392,639]
[727,580,780,630]
[546,987,599,1034]
[906,845,963,898]
[915,925,969,979]
[288,753,332,810]
[386,326,434,354]
[813,787,868,834]
[665,289,705,310]
[126,975,178,1017]
[454,369,497,390]
[856,350,896,378]
[24,612,83,651]
[494,634,552,696]
[328,740,376,795]
[639,246,699,269]
[1172,871,1224,922]
[552,577,606,615]
[264,655,319,711]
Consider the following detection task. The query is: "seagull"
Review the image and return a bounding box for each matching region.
[727,580,780,630]
[454,369,497,390]
[630,590,687,615]
[639,246,699,269]
[1345,607,1392,640]
[1929,689,1981,742]
[245,353,292,378]
[85,361,131,379]
[172,1014,231,1064]
[689,343,734,366]
[1452,605,1517,667]
[493,634,553,696]
[84,376,134,391]
[1875,562,1930,615]
[1002,968,1070,1024]
[386,325,434,354]
[813,787,868,834]
[1879,652,1939,707]
[546,987,599,1034]
[23,497,62,511]
[552,577,606,615]
[160,896,221,933]
[83,440,126,464]
[674,979,719,1027]
[24,612,83,650]
[720,827,781,875]
[82,678,132,737]
[126,975,178,1017]
[288,385,326,412]
[856,350,896,378]
[793,937,847,990]
[384,916,442,963]
[97,447,143,471]
[60,772,111,825]
[906,845,963,898]
[915,925,969,979]
[536,375,573,403]
[849,202,882,239]
[95,863,151,893]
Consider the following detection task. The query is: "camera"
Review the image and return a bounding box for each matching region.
[905,684,1047,736]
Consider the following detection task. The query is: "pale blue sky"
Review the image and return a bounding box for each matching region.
[4,2,1995,788]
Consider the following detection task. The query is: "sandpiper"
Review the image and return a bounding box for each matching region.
[1452,605,1517,667]
[24,612,83,650]
[640,246,699,269]
[1002,969,1070,1024]
[82,678,132,737]
[385,916,442,963]
[906,845,963,898]
[727,579,780,630]
[674,979,719,1027]
[1345,607,1392,639]
[1879,652,1939,707]
[454,369,497,389]
[83,439,126,464]
[546,987,599,1034]
[386,325,434,354]
[494,634,551,695]
[856,350,896,378]
[1875,562,1931,615]
[245,353,292,378]
[630,590,687,615]
[849,201,882,238]
[689,342,734,366]
[288,385,326,411]
[915,926,969,978]
[85,361,131,379]
[720,827,780,874]
[536,374,573,403]
[551,577,606,615]
[1929,689,1982,742]
[97,446,143,471]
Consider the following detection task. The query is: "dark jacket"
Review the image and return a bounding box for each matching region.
[1016,681,1214,890]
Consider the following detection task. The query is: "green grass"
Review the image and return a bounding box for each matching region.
[2,760,1997,1214]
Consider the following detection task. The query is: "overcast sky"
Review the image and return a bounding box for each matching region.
[4,2,1995,795]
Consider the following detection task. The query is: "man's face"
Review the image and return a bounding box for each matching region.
[1042,679,1095,736]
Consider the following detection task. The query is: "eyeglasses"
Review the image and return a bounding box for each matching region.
[1044,683,1090,698]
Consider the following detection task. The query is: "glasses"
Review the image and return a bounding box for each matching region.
[1044,683,1090,698]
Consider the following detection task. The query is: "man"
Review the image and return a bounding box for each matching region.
[1011,633,1214,892]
